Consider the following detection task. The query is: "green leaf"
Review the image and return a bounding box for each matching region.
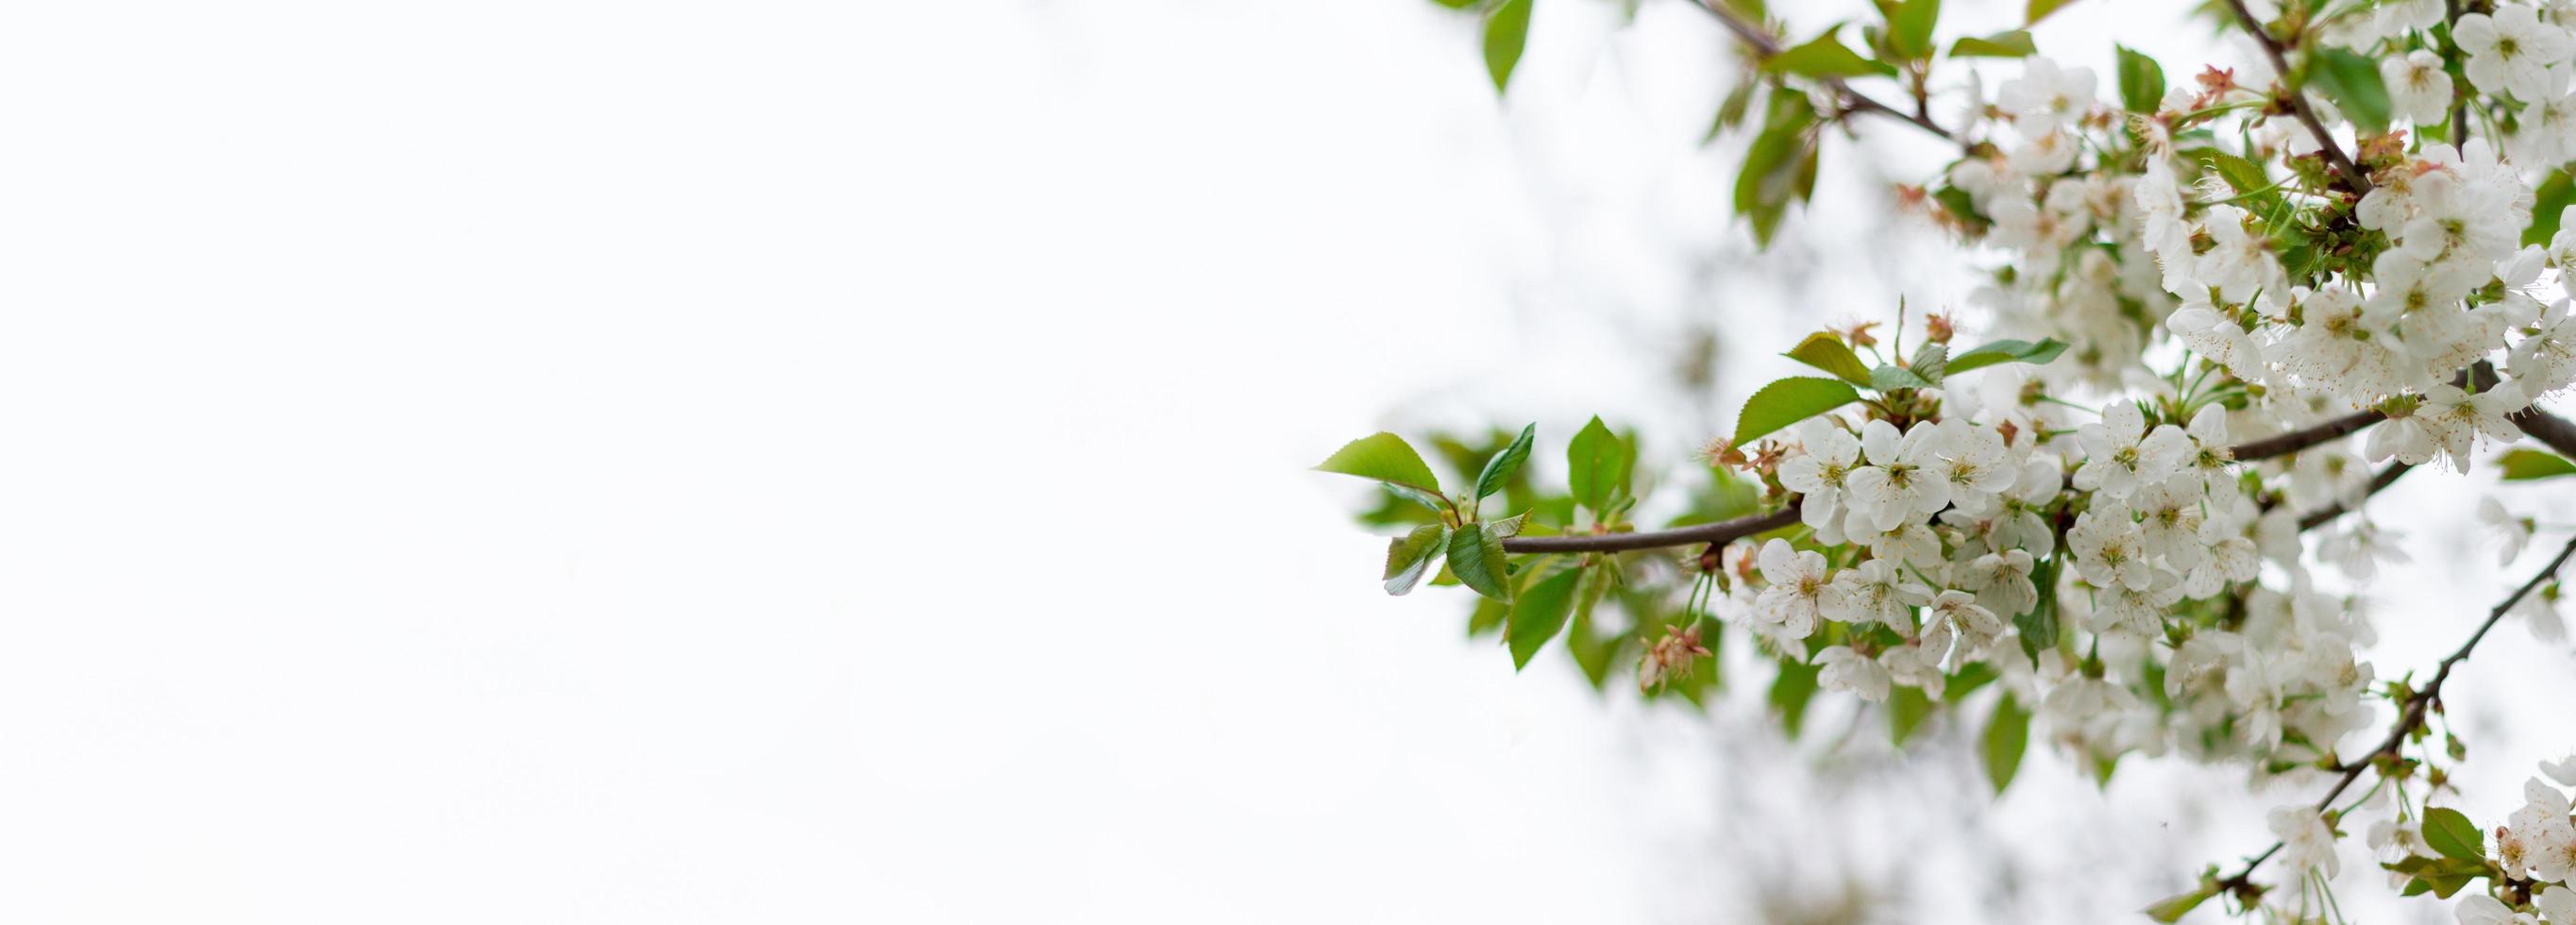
[1763,27,1900,79]
[1380,482,1453,516]
[1943,662,1998,702]
[1889,686,1933,745]
[1732,377,1862,446]
[1481,0,1533,94]
[2423,807,2485,862]
[1318,432,1445,496]
[1770,656,1822,736]
[1906,343,1948,385]
[1429,0,1482,8]
[2143,884,2217,923]
[1948,29,2034,58]
[1869,362,1934,392]
[1983,695,2030,795]
[2114,45,2164,113]
[2016,556,2062,660]
[1474,423,1537,502]
[1567,416,1633,512]
[1735,93,1820,246]
[2025,0,2076,25]
[1944,337,2068,375]
[1882,0,1939,59]
[1507,565,1583,669]
[1706,82,1759,145]
[1384,525,1449,596]
[2306,46,2392,137]
[1784,331,1874,385]
[2527,170,2574,246]
[2500,448,2576,480]
[1448,523,1513,602]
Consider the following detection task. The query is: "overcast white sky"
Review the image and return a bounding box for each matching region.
[3,1,2573,922]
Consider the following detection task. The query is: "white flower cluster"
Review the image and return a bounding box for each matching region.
[1737,394,2386,767]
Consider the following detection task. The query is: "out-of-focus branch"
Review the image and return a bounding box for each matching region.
[1691,0,1959,143]
[2295,462,2412,530]
[2217,0,2373,192]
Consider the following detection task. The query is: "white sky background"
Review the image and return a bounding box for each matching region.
[3,1,2574,922]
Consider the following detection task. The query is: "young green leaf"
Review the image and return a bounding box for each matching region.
[1481,0,1533,94]
[2422,807,2485,862]
[2527,171,2574,246]
[1383,524,1449,596]
[1889,686,1933,746]
[1869,362,1934,392]
[1566,416,1633,512]
[1784,331,1875,385]
[2025,0,2077,25]
[1447,523,1513,602]
[1983,695,2030,795]
[1762,27,1900,79]
[1906,343,1948,385]
[2016,556,2062,660]
[1317,432,1445,496]
[2114,45,2164,113]
[1733,376,1862,446]
[2307,46,2392,137]
[1735,93,1820,245]
[1882,0,1940,60]
[1474,423,1537,501]
[2143,884,2217,923]
[1507,565,1583,669]
[2500,448,2576,480]
[1948,29,2035,58]
[1944,337,2068,375]
[1770,656,1822,736]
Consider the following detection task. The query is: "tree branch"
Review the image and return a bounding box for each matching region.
[2216,533,2576,897]
[1503,506,1797,554]
[2295,462,2412,531]
[1692,0,1959,143]
[2217,0,2373,192]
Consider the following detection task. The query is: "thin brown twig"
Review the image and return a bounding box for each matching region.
[2217,0,2373,192]
[1691,0,1959,143]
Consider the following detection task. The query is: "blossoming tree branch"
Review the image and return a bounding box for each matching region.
[1322,0,2576,919]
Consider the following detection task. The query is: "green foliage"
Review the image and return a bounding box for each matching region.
[1763,26,1899,79]
[1906,342,1949,384]
[1474,423,1537,502]
[1870,362,1935,392]
[1983,695,2030,795]
[1877,0,1940,60]
[1317,432,1445,498]
[2528,171,2574,246]
[2306,46,2393,137]
[2115,45,2164,113]
[1732,376,1862,446]
[1770,656,1822,735]
[1943,336,2067,375]
[1481,0,1533,94]
[1736,92,1822,245]
[2016,556,2062,659]
[1447,523,1513,601]
[1784,331,1874,385]
[2143,883,2218,922]
[2422,806,2485,862]
[1566,416,1634,513]
[2025,0,2078,24]
[1889,686,1934,745]
[1948,29,2035,58]
[1943,661,1998,701]
[2500,448,2576,480]
[1384,524,1449,596]
[1508,565,1583,669]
